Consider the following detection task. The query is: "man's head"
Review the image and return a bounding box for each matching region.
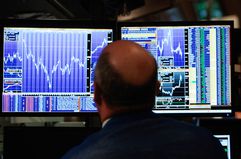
[94,40,159,122]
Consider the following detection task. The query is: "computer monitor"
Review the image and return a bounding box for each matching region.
[198,118,241,159]
[118,21,233,117]
[1,19,115,115]
[214,135,232,159]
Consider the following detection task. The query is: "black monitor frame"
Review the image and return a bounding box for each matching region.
[0,19,116,116]
[117,21,234,117]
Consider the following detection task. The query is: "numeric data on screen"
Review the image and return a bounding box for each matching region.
[121,25,231,114]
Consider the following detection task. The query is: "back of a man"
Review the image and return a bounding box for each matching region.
[62,40,227,159]
[63,112,226,159]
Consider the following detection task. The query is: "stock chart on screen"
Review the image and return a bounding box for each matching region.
[120,22,232,116]
[2,26,113,113]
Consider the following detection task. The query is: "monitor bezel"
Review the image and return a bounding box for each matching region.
[198,118,241,159]
[117,21,234,117]
[0,19,116,116]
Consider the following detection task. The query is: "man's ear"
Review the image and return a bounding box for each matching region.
[94,82,102,106]
[155,80,160,96]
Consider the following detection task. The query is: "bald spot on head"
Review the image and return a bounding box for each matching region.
[102,40,156,86]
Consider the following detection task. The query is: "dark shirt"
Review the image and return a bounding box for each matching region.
[62,111,227,159]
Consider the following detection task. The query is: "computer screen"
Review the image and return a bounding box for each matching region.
[118,21,233,116]
[199,118,241,159]
[1,19,115,114]
[215,135,232,159]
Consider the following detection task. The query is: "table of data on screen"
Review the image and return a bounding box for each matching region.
[121,25,231,114]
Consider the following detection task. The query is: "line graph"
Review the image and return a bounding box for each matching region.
[158,72,185,97]
[156,97,186,106]
[91,37,108,55]
[3,36,23,92]
[156,71,186,106]
[4,29,89,92]
[3,29,111,93]
[4,52,23,65]
[4,79,22,92]
[3,27,113,112]
[90,31,109,93]
[156,29,185,67]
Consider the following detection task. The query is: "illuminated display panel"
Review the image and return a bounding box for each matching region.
[119,21,233,116]
[1,19,114,114]
[215,135,232,159]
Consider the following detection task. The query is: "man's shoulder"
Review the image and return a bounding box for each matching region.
[104,112,201,131]
[62,113,227,159]
[101,113,213,144]
[61,130,103,159]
